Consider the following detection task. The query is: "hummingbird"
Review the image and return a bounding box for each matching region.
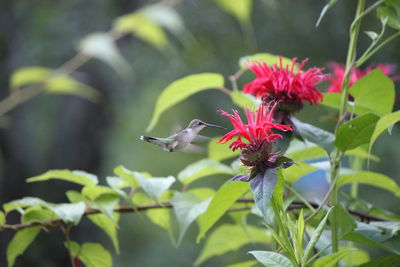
[140,119,226,152]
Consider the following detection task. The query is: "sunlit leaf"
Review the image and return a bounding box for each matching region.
[114,12,168,49]
[79,32,131,76]
[22,208,55,223]
[141,4,185,36]
[113,165,139,188]
[313,250,354,267]
[248,251,294,267]
[0,211,5,226]
[135,173,175,200]
[226,260,258,267]
[195,224,270,266]
[216,0,253,25]
[88,213,120,253]
[282,162,317,184]
[338,171,400,197]
[3,197,48,213]
[10,66,51,89]
[359,255,400,267]
[197,181,249,242]
[178,158,233,185]
[27,169,98,186]
[208,137,240,162]
[171,192,211,245]
[377,2,400,30]
[7,227,41,267]
[340,247,370,266]
[349,69,395,116]
[78,242,112,267]
[146,73,224,131]
[285,140,327,162]
[370,110,400,150]
[230,90,260,109]
[334,113,380,151]
[239,53,294,70]
[48,202,86,225]
[45,75,101,102]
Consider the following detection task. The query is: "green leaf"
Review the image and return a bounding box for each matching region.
[230,90,260,109]
[346,147,380,162]
[303,208,332,263]
[79,32,131,77]
[88,213,120,253]
[0,211,5,226]
[10,66,51,88]
[146,209,175,244]
[171,192,211,245]
[3,197,47,213]
[338,171,400,197]
[178,158,233,185]
[48,202,86,224]
[349,69,395,116]
[197,181,249,242]
[282,162,317,184]
[333,205,357,238]
[134,173,175,200]
[82,186,120,200]
[359,255,400,267]
[64,241,81,257]
[334,113,380,151]
[315,0,338,27]
[27,169,98,186]
[319,92,341,110]
[370,110,400,150]
[216,0,253,25]
[7,227,41,267]
[286,140,327,162]
[248,251,294,267]
[113,165,139,188]
[114,12,168,49]
[239,53,294,70]
[313,250,354,267]
[195,224,270,266]
[340,247,369,266]
[146,73,224,131]
[226,260,258,267]
[22,208,55,223]
[377,2,400,30]
[45,75,101,102]
[208,137,240,161]
[292,118,335,152]
[79,242,112,267]
[250,168,278,220]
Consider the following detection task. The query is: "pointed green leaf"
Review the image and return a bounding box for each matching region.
[88,213,120,253]
[334,113,380,151]
[114,12,168,49]
[377,3,400,30]
[349,69,395,116]
[3,197,47,213]
[292,118,335,152]
[370,110,400,150]
[216,0,253,25]
[27,170,98,186]
[313,250,354,267]
[22,208,55,223]
[315,0,338,27]
[10,66,51,88]
[79,242,112,267]
[7,227,41,267]
[338,171,400,197]
[248,251,294,267]
[208,137,240,162]
[135,173,175,200]
[340,247,369,266]
[250,168,278,220]
[319,92,341,110]
[303,208,332,263]
[48,202,85,225]
[195,224,270,266]
[171,192,211,245]
[146,73,224,131]
[230,90,260,109]
[197,181,249,242]
[178,158,233,185]
[113,165,139,188]
[226,260,258,267]
[359,255,400,267]
[64,241,81,257]
[239,54,294,70]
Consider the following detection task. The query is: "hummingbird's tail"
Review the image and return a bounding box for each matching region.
[140,136,157,143]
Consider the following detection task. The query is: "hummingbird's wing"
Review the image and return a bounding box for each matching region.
[192,135,212,143]
[180,143,207,154]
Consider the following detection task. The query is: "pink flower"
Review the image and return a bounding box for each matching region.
[326,62,398,93]
[243,57,326,108]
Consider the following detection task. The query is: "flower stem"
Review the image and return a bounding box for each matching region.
[331,0,366,262]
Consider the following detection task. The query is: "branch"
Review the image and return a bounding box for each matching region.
[0,198,387,233]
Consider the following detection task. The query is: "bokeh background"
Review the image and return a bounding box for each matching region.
[0,0,399,266]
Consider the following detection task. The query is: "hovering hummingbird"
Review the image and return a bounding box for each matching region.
[140,119,226,152]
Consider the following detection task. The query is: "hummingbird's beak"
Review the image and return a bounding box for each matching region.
[204,123,227,130]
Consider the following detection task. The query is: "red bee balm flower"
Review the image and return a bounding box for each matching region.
[218,102,292,168]
[244,57,326,109]
[327,62,398,93]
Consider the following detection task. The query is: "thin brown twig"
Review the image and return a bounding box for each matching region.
[229,69,245,91]
[0,198,387,233]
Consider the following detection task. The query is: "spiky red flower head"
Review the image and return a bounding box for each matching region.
[218,102,292,168]
[243,57,326,109]
[326,62,398,93]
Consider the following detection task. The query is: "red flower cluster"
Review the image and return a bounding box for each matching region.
[243,57,326,107]
[218,102,292,152]
[326,62,398,93]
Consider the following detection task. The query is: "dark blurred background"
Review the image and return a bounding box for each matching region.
[0,0,399,266]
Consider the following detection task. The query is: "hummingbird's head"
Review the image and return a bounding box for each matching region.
[188,119,226,132]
